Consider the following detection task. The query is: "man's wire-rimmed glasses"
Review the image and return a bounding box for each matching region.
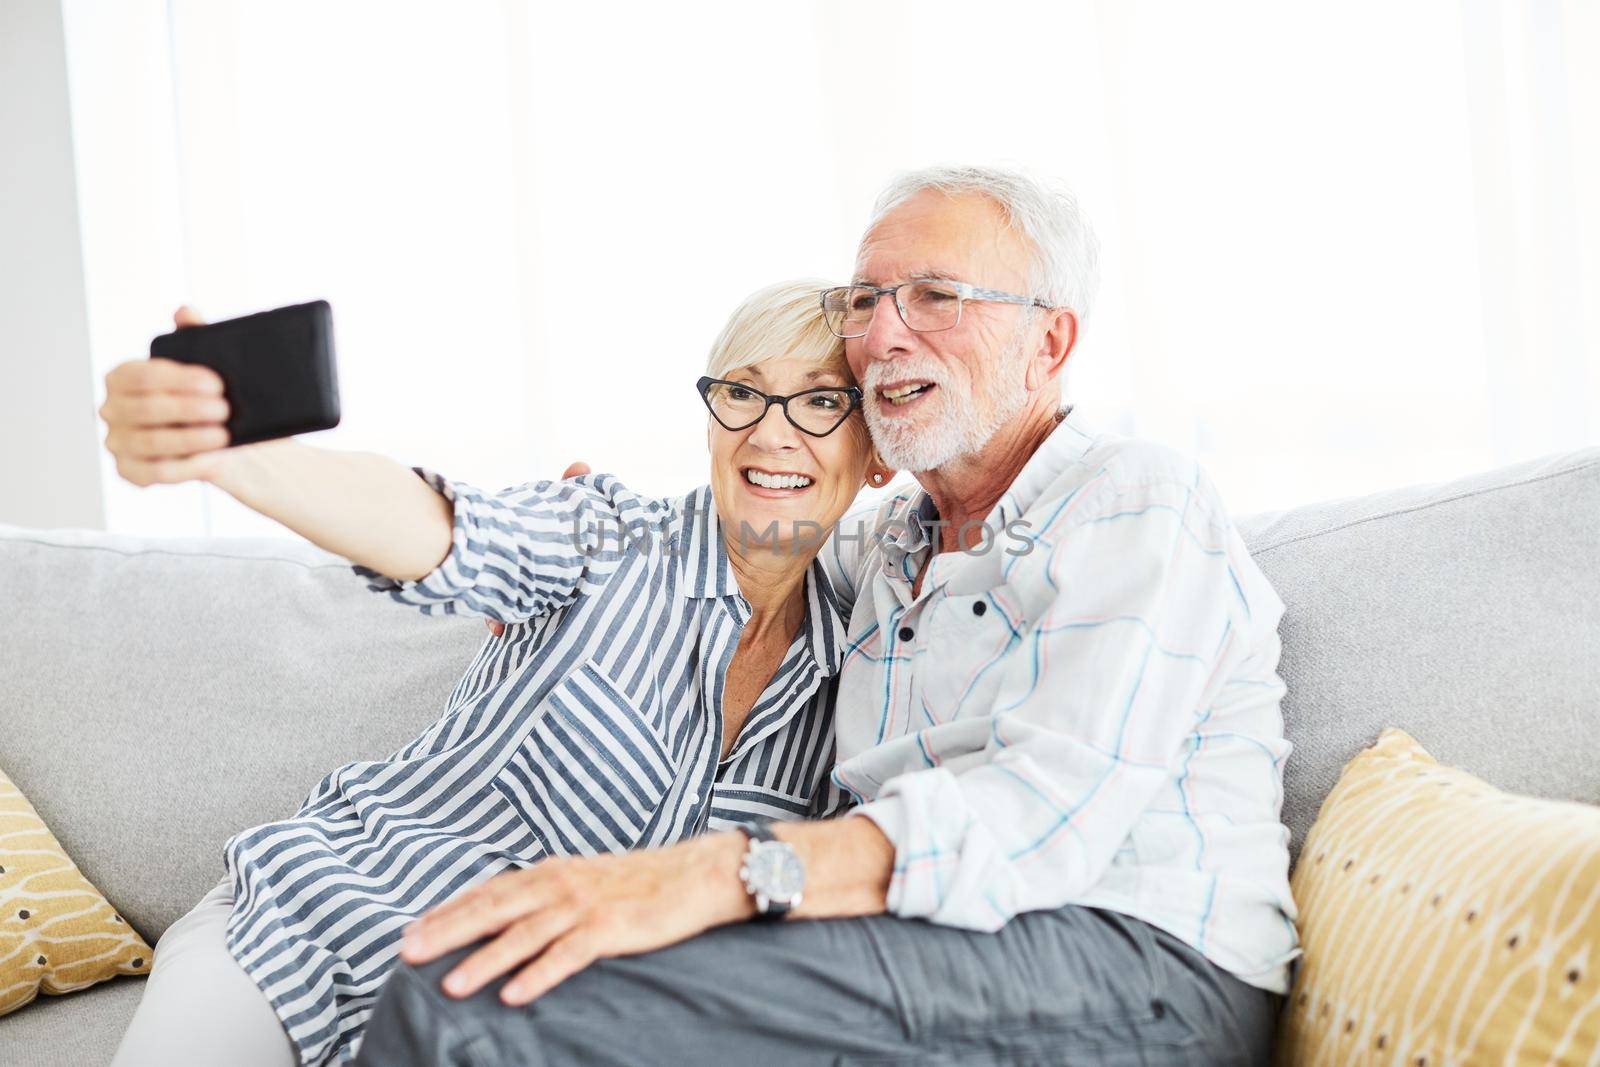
[820,278,1053,339]
[695,375,863,438]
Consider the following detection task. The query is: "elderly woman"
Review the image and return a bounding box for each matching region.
[100,280,893,1067]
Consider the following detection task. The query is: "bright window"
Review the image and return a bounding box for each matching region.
[61,0,1599,538]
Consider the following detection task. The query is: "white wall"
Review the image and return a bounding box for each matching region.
[10,0,1599,538]
[0,0,103,528]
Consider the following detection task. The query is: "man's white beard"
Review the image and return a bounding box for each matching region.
[862,328,1032,474]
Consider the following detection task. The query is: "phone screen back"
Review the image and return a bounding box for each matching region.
[149,300,340,447]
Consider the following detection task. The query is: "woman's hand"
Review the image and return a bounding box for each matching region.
[399,832,752,1005]
[100,306,234,486]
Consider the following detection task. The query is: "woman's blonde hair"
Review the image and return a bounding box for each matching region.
[705,278,851,383]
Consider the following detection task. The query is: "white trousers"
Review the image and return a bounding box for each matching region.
[109,877,299,1067]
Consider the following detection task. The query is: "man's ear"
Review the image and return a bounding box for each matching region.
[1026,308,1078,391]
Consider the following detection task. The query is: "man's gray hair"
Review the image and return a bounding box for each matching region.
[866,165,1102,327]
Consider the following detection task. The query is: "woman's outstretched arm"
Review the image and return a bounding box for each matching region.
[99,308,458,586]
[342,464,650,622]
[99,319,638,624]
[211,438,454,582]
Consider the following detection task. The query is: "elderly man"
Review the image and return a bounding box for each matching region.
[354,166,1300,1065]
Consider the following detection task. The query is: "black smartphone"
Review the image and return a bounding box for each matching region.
[149,300,341,448]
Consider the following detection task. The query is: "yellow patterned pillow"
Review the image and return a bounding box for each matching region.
[1278,727,1600,1065]
[1,765,153,1016]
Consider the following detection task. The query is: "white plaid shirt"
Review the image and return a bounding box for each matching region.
[820,405,1303,995]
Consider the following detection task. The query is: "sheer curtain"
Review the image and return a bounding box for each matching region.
[60,0,1597,539]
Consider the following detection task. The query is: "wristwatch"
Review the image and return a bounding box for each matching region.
[736,820,805,920]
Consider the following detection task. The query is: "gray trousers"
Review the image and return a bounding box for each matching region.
[352,904,1285,1066]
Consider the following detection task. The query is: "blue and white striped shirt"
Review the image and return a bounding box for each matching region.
[222,474,846,1067]
[822,405,1304,996]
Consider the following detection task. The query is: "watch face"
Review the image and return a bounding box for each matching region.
[748,842,805,900]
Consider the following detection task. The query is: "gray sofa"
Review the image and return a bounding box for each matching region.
[3,447,1597,1066]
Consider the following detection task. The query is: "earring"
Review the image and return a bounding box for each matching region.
[870,472,885,485]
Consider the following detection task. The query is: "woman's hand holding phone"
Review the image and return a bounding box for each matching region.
[100,306,238,486]
[98,307,453,585]
[98,307,588,631]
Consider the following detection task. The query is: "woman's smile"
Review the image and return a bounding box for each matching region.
[740,466,816,497]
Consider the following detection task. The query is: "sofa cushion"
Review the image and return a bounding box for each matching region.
[0,527,484,943]
[0,765,153,1017]
[1278,727,1600,1064]
[1235,447,1600,867]
[0,968,146,1067]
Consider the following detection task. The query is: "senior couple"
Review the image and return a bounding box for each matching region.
[101,165,1301,1066]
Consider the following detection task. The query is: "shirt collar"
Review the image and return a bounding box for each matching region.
[881,492,942,558]
[679,485,735,599]
[880,403,1100,569]
[678,485,849,677]
[801,556,850,677]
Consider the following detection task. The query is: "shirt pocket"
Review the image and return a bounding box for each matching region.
[491,659,680,856]
[706,781,819,831]
[916,585,1030,723]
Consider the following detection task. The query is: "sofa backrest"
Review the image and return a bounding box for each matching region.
[2,447,1596,941]
[0,530,482,942]
[1235,447,1600,866]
